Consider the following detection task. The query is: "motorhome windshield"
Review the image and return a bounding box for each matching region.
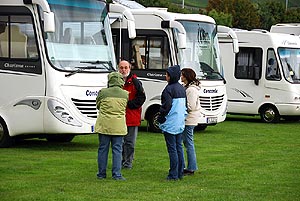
[177,21,223,80]
[278,47,300,83]
[45,0,116,72]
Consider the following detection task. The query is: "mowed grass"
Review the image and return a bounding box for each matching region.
[0,116,300,201]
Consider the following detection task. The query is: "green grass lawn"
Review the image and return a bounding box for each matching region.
[1,116,300,200]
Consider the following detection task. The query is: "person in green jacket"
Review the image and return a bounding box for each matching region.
[95,72,129,180]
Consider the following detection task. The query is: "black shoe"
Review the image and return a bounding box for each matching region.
[183,169,194,176]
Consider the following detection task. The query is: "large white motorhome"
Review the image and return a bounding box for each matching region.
[0,0,134,147]
[270,23,300,36]
[218,29,300,122]
[110,1,230,132]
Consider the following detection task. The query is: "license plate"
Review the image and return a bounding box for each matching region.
[207,117,217,124]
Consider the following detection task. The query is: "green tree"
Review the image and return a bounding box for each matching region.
[208,9,233,27]
[284,8,300,22]
[258,1,285,30]
[207,0,260,29]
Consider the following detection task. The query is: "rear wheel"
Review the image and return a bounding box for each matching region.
[0,119,14,148]
[148,110,161,133]
[259,105,280,123]
[46,134,75,142]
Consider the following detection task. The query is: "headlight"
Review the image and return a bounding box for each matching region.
[47,99,82,127]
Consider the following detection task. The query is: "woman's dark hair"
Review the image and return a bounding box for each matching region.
[181,68,200,87]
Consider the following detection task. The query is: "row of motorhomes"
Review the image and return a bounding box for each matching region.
[0,0,299,147]
[0,0,229,147]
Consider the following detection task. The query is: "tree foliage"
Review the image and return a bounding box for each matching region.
[208,9,233,27]
[207,0,300,29]
[258,1,285,30]
[207,0,260,29]
[111,0,300,30]
[284,8,300,23]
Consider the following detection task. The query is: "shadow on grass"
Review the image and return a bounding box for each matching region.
[225,114,300,124]
[12,135,96,151]
[225,115,262,123]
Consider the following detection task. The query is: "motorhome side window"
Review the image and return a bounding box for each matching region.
[266,49,281,80]
[131,36,169,70]
[0,15,38,60]
[0,12,41,74]
[235,47,262,79]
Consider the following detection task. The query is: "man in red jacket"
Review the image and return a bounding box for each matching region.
[118,60,146,169]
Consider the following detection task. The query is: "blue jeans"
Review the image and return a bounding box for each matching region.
[97,134,123,179]
[164,132,184,180]
[122,126,138,168]
[182,125,198,171]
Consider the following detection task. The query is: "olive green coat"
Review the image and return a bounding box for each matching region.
[94,72,129,135]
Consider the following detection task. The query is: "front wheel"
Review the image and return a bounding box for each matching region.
[147,110,161,133]
[0,119,14,148]
[260,105,280,123]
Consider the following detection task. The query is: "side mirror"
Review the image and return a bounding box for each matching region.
[161,20,186,49]
[23,0,55,32]
[109,3,136,39]
[253,66,260,85]
[177,33,186,49]
[217,25,239,53]
[43,11,55,32]
[127,20,136,39]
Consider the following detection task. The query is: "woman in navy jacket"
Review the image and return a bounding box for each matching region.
[158,65,187,180]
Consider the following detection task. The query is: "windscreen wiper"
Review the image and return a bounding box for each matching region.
[80,60,108,64]
[65,66,98,77]
[80,60,113,70]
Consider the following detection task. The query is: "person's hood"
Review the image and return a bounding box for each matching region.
[167,65,181,84]
[108,72,125,88]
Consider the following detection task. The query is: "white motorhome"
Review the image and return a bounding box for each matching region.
[218,29,300,122]
[0,0,135,147]
[270,23,300,36]
[110,2,229,132]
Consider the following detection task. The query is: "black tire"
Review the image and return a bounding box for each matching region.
[259,105,280,123]
[0,119,14,148]
[148,110,161,133]
[46,134,75,142]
